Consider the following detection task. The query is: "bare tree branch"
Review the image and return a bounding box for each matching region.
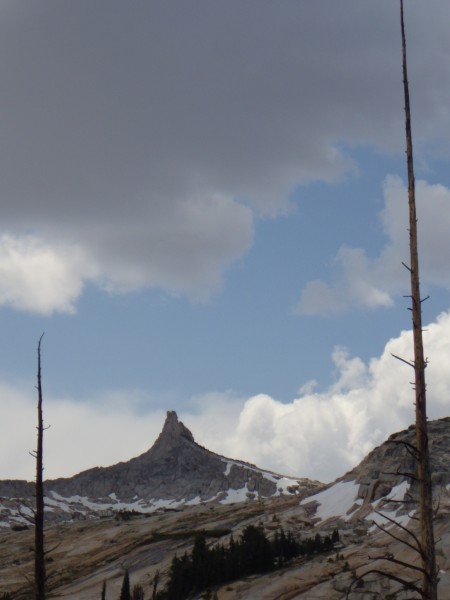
[372,511,423,558]
[369,553,426,576]
[346,568,422,599]
[391,353,415,369]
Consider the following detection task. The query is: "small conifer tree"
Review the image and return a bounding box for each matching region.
[131,584,145,600]
[120,570,131,600]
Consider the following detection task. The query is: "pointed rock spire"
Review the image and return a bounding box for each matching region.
[160,411,195,442]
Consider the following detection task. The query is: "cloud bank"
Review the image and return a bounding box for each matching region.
[3,309,450,483]
[0,2,449,312]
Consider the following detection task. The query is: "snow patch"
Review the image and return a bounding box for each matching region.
[386,481,410,502]
[271,476,300,493]
[367,481,412,531]
[223,461,233,477]
[185,496,201,506]
[45,496,72,512]
[301,480,361,522]
[220,486,250,504]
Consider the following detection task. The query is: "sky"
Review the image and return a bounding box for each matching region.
[1,1,450,484]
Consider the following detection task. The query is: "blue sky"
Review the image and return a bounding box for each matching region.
[1,1,450,483]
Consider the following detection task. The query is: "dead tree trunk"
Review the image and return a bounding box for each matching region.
[400,1,437,597]
[34,333,46,600]
[347,6,439,597]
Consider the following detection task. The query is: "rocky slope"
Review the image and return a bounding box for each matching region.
[300,416,450,528]
[1,416,450,599]
[0,411,320,527]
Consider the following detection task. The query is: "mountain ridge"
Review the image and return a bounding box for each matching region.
[0,410,321,527]
[1,415,450,598]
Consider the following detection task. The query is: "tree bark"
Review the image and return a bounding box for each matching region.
[400,2,437,597]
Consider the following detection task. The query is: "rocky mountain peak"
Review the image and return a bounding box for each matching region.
[145,411,196,460]
[159,410,195,443]
[0,409,320,528]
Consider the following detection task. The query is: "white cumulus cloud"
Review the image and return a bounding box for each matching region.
[187,310,450,481]
[0,235,92,314]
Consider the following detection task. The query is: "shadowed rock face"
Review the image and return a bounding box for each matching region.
[0,411,318,525]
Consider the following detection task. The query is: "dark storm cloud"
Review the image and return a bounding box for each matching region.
[0,1,448,311]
